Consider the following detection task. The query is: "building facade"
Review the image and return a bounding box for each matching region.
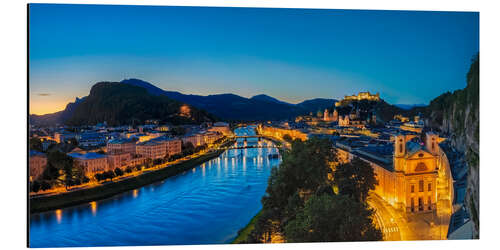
[107,138,136,154]
[257,124,308,141]
[29,150,47,181]
[208,122,231,135]
[68,152,109,174]
[335,132,451,215]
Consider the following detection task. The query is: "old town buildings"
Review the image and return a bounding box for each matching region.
[29,150,47,181]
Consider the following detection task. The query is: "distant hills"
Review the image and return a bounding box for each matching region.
[120,78,336,121]
[394,103,427,110]
[29,79,337,125]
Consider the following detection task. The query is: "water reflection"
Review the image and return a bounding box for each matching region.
[90,202,97,216]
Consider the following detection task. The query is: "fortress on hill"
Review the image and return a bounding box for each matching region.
[339,91,380,104]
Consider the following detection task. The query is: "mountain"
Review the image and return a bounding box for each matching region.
[120,78,337,121]
[65,82,216,126]
[394,103,427,110]
[30,97,86,126]
[250,94,293,106]
[296,98,337,113]
[30,78,339,124]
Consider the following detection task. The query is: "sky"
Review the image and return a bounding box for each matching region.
[29,4,479,115]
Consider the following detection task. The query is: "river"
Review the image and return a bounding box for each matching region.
[29,126,280,247]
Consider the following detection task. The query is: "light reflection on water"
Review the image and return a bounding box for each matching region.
[29,126,280,247]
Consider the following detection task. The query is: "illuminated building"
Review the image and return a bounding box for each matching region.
[335,132,453,215]
[107,138,136,155]
[256,124,308,141]
[68,152,109,173]
[207,122,231,135]
[343,91,380,102]
[29,150,47,181]
[136,136,182,159]
[323,108,338,122]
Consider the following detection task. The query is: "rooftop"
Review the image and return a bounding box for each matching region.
[68,152,107,160]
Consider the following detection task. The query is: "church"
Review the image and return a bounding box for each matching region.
[336,131,453,215]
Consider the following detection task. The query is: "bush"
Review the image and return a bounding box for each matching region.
[82,176,90,183]
[40,181,51,191]
[114,168,124,176]
[31,181,41,193]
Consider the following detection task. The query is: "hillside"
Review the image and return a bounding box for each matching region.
[121,78,336,121]
[65,82,216,126]
[423,54,479,237]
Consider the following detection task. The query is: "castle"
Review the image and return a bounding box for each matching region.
[343,91,380,102]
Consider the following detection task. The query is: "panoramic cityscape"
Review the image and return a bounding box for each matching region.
[28,4,479,247]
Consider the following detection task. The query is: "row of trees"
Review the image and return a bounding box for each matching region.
[244,137,381,243]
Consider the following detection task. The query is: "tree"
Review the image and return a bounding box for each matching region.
[145,158,153,168]
[94,173,103,182]
[251,137,336,242]
[29,137,43,152]
[114,167,124,176]
[282,134,293,143]
[333,157,378,203]
[182,142,195,155]
[31,181,41,193]
[284,194,382,242]
[103,170,115,181]
[82,176,90,183]
[125,166,133,173]
[40,181,51,191]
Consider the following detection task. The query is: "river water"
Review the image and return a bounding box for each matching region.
[29,126,280,247]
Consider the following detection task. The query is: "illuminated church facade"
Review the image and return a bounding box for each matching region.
[336,132,453,215]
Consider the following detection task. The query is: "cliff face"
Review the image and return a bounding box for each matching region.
[425,55,479,238]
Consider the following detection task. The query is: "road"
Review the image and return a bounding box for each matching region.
[367,193,402,241]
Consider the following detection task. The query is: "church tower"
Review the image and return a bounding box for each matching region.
[323,109,329,121]
[394,134,406,157]
[333,108,338,122]
[393,134,407,172]
[425,132,439,156]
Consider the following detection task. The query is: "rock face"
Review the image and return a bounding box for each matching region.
[425,55,479,238]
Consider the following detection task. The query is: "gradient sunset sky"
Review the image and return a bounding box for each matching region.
[29,4,479,115]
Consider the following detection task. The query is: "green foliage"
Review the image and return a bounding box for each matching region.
[29,137,43,152]
[282,134,293,143]
[31,181,41,193]
[66,82,216,126]
[284,194,382,242]
[333,157,378,203]
[182,142,195,156]
[114,168,124,176]
[261,137,334,214]
[246,137,343,242]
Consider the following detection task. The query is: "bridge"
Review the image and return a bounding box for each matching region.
[234,135,264,138]
[228,145,279,150]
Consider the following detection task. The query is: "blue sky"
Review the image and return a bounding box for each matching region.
[29,4,479,115]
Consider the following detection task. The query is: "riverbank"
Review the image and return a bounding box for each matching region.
[232,210,262,243]
[30,140,234,214]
